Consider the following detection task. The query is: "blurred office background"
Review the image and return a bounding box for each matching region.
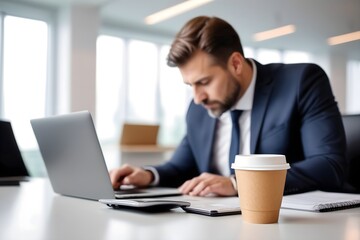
[0,0,359,176]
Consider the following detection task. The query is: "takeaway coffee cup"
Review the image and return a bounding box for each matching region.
[231,154,290,224]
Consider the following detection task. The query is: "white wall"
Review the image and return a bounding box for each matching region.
[56,5,99,119]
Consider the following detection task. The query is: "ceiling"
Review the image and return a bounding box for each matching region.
[14,0,360,60]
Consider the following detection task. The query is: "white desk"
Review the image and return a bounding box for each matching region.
[0,179,359,240]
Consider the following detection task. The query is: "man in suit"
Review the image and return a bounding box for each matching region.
[110,16,347,196]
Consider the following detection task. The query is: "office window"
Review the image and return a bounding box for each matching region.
[96,35,125,141]
[96,36,189,146]
[127,40,158,123]
[347,60,360,113]
[256,48,282,64]
[244,47,255,59]
[2,16,48,150]
[283,51,311,63]
[158,46,190,145]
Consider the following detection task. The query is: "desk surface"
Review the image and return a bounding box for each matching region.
[0,179,359,240]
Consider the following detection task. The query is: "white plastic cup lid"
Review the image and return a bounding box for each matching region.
[231,154,290,170]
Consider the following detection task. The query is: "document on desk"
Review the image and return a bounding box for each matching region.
[281,191,360,212]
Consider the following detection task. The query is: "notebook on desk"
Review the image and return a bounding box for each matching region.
[281,190,360,212]
[30,111,181,200]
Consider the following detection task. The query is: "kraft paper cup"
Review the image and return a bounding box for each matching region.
[231,154,290,224]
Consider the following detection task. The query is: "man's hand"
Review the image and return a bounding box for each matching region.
[109,164,153,189]
[178,172,237,196]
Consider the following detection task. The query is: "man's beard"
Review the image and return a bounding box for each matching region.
[203,76,241,118]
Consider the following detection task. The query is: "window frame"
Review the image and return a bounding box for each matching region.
[0,1,57,117]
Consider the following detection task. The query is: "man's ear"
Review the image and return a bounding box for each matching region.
[227,52,243,75]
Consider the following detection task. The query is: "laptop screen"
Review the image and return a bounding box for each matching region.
[30,111,116,200]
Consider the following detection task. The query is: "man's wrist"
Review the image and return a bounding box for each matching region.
[145,170,154,183]
[142,166,160,186]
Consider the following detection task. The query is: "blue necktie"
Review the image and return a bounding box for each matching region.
[229,110,242,174]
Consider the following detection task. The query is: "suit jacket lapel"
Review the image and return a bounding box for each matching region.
[201,117,217,172]
[250,61,274,153]
[188,101,218,173]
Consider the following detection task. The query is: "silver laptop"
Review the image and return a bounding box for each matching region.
[30,111,181,200]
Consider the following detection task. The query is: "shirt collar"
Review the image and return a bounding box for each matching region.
[232,58,257,111]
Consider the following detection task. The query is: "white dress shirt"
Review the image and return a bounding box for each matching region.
[212,59,257,176]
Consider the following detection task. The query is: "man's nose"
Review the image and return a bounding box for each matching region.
[193,87,206,104]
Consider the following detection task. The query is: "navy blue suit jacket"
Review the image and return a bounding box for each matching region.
[154,60,347,194]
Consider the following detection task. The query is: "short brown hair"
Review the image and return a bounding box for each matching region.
[167,16,244,67]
